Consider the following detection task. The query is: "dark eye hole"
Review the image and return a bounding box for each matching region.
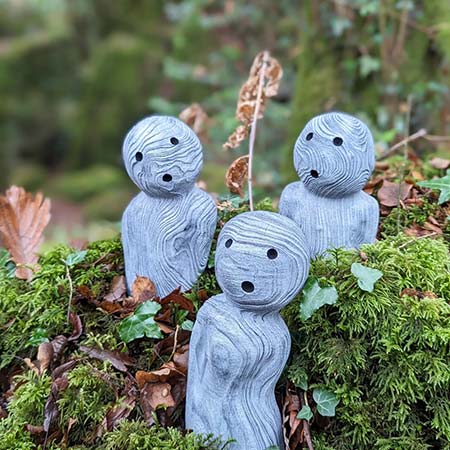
[170,137,179,145]
[267,248,278,259]
[225,238,233,248]
[306,132,313,141]
[135,152,143,161]
[333,137,343,146]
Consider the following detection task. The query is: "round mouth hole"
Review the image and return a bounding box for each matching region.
[135,152,143,162]
[310,170,319,178]
[241,281,255,293]
[162,174,173,182]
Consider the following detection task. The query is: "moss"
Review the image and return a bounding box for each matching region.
[0,371,51,450]
[285,234,450,449]
[57,362,123,445]
[0,237,123,368]
[97,420,229,450]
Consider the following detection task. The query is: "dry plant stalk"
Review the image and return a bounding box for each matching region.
[0,185,51,280]
[225,155,249,197]
[179,103,210,142]
[224,50,282,210]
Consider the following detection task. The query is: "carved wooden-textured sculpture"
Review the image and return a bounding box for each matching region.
[279,112,379,258]
[121,116,217,296]
[186,211,310,450]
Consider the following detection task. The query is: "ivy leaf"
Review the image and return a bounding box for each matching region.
[300,277,338,320]
[418,170,450,204]
[119,301,163,343]
[181,319,194,331]
[297,405,313,421]
[313,389,340,417]
[65,250,87,267]
[351,263,383,293]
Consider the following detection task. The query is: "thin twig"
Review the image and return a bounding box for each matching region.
[397,95,412,233]
[300,390,314,450]
[248,50,269,211]
[377,128,427,160]
[65,263,73,324]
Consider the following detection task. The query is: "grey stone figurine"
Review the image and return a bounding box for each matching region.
[279,112,379,258]
[121,116,217,296]
[186,211,310,450]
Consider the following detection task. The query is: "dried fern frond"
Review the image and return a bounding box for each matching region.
[179,103,210,142]
[223,51,282,150]
[225,155,249,197]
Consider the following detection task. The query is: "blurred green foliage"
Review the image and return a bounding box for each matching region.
[0,0,449,224]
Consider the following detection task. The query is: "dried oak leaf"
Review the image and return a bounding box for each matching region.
[0,186,51,280]
[226,155,249,197]
[179,103,210,142]
[223,51,282,150]
[377,180,414,207]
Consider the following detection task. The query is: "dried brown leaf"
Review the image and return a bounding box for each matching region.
[104,275,127,302]
[79,345,134,373]
[430,157,450,170]
[225,155,249,197]
[159,287,195,313]
[68,312,83,342]
[0,186,51,280]
[377,180,414,207]
[132,276,156,303]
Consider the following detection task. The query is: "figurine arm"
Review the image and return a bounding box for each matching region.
[278,183,298,220]
[189,191,217,272]
[360,194,379,244]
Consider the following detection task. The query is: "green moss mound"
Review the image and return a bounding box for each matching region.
[285,235,450,449]
[1,195,449,449]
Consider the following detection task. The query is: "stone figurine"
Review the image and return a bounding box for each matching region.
[279,112,379,258]
[186,211,310,450]
[121,116,217,296]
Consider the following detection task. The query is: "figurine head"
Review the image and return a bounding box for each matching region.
[294,112,375,197]
[215,211,309,312]
[122,116,203,196]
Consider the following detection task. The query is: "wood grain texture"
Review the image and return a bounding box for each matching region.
[121,116,217,296]
[279,112,379,258]
[186,211,310,450]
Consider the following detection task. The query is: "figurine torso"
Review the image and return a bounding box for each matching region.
[186,294,289,450]
[122,187,216,296]
[279,181,379,257]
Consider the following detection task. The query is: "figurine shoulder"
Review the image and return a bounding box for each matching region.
[360,192,379,211]
[122,192,148,218]
[281,181,303,198]
[190,188,217,216]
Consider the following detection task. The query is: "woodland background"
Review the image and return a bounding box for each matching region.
[1,0,449,243]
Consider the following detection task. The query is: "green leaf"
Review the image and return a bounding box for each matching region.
[351,262,383,292]
[65,250,87,267]
[297,405,313,421]
[264,447,280,450]
[181,319,194,331]
[418,170,450,204]
[119,301,163,343]
[0,248,16,278]
[313,389,340,417]
[300,277,338,320]
[359,55,381,77]
[27,328,49,347]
